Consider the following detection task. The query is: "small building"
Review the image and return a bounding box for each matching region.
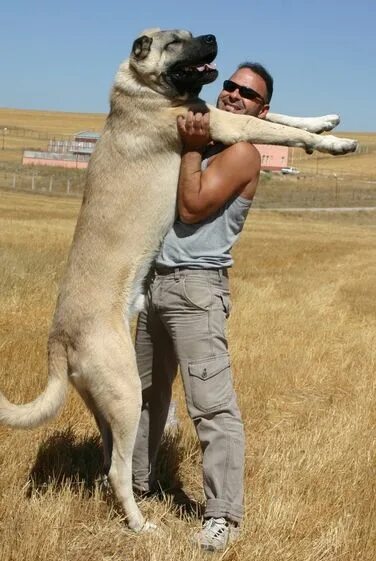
[22,150,90,169]
[22,131,101,169]
[255,144,289,172]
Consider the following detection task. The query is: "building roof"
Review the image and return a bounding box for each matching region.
[74,131,101,140]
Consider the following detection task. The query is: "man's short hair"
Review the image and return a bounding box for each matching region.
[237,62,274,103]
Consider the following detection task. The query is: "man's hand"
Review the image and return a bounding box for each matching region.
[177,111,211,153]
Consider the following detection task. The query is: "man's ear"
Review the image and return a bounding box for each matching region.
[132,36,153,60]
[258,105,270,120]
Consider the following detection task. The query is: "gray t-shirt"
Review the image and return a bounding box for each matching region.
[155,158,252,269]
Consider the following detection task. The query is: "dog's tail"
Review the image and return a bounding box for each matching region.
[0,339,68,429]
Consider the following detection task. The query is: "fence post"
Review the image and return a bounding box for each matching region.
[66,178,71,194]
[49,176,53,193]
[31,174,35,191]
[334,174,338,204]
[12,174,16,189]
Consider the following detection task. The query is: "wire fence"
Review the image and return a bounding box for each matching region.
[1,169,375,209]
[254,172,376,208]
[0,170,85,197]
[1,126,78,141]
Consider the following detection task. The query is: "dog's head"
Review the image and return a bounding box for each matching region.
[126,28,218,99]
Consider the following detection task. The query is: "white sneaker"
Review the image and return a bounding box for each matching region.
[193,517,240,551]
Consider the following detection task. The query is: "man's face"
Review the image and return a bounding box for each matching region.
[216,68,269,119]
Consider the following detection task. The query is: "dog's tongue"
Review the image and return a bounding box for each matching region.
[196,62,217,72]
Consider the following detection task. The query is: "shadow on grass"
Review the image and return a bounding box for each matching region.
[154,428,204,519]
[27,427,103,497]
[27,426,203,518]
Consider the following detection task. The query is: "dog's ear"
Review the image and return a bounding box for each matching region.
[132,36,153,60]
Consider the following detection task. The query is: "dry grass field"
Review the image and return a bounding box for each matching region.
[0,107,105,136]
[0,190,375,561]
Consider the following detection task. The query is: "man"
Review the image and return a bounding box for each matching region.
[132,62,273,550]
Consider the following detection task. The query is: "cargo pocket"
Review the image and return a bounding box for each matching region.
[189,354,232,412]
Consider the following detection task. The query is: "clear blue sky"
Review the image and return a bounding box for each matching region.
[1,0,375,131]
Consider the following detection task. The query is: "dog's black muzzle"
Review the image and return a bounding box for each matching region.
[167,34,218,97]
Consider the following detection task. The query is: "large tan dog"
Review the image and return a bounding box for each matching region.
[0,29,357,531]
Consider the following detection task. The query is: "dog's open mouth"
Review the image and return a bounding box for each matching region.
[180,62,217,73]
[168,58,218,93]
[171,58,217,79]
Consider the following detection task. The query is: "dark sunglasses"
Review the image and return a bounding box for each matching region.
[223,80,265,104]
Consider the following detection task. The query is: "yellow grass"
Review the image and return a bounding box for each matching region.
[0,190,375,560]
[291,150,376,177]
[0,108,105,135]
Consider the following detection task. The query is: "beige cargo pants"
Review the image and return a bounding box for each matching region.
[132,268,245,524]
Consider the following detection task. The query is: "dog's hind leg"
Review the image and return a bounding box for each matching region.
[78,326,152,532]
[69,379,113,478]
[93,411,113,476]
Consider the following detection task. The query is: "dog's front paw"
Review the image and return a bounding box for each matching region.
[303,114,340,133]
[317,135,358,155]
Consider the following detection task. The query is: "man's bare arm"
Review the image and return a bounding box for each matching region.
[177,112,261,224]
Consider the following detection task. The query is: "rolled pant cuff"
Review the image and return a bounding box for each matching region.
[205,499,243,525]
